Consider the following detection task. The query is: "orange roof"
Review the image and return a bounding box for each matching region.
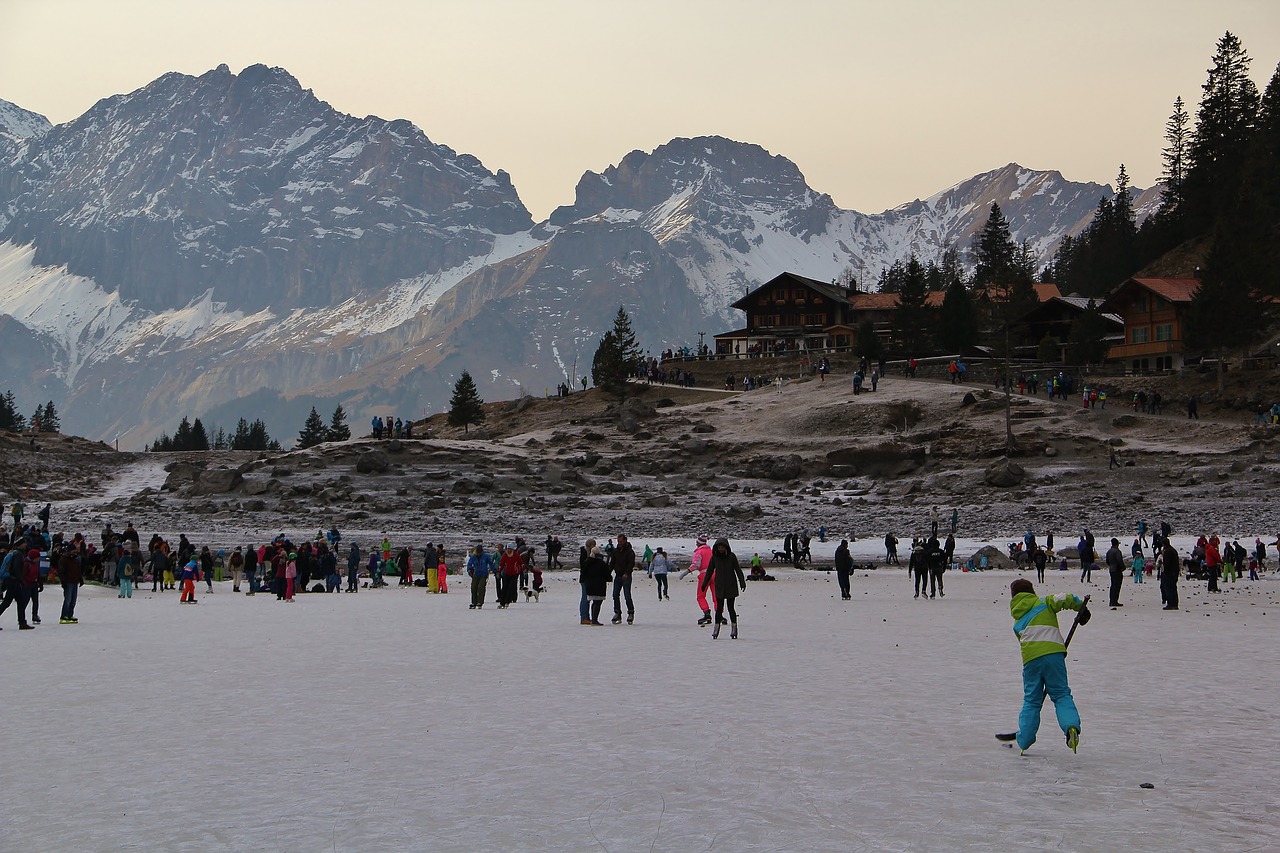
[848,291,949,310]
[1129,278,1199,303]
[1034,283,1061,302]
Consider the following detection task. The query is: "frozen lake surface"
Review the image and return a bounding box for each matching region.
[5,566,1278,852]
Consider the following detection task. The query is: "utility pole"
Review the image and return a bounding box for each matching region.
[698,331,706,356]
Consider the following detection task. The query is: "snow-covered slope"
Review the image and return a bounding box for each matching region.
[0,97,50,142]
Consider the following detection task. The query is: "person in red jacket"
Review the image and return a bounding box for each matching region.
[1205,535,1222,593]
[498,543,522,608]
[0,548,38,629]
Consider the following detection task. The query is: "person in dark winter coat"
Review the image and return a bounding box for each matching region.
[702,538,746,638]
[1160,540,1180,610]
[580,540,611,625]
[0,547,37,628]
[834,540,853,600]
[58,545,84,623]
[1105,538,1126,607]
[610,533,637,624]
[346,543,361,593]
[910,543,929,599]
[926,537,947,598]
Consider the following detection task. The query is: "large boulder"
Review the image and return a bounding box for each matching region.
[983,457,1025,488]
[191,467,243,495]
[762,454,804,481]
[355,449,390,474]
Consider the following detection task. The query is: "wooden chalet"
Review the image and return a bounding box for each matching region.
[715,272,856,356]
[1018,295,1124,356]
[1100,277,1199,372]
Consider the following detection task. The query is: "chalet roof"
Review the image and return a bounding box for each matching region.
[846,290,947,310]
[1100,277,1200,314]
[1022,295,1123,327]
[730,271,852,310]
[1128,278,1199,303]
[1034,283,1062,302]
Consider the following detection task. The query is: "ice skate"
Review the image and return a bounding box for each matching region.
[730,621,738,639]
[626,612,634,624]
[611,612,622,624]
[1066,727,1080,753]
[712,620,721,639]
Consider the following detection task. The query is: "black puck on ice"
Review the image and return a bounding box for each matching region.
[1139,782,1155,789]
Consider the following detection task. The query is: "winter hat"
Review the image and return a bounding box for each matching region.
[1111,538,1120,546]
[506,543,516,550]
[696,535,708,546]
[289,552,298,560]
[1010,578,1034,597]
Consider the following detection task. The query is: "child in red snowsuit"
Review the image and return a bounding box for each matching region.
[436,548,448,593]
[179,559,200,603]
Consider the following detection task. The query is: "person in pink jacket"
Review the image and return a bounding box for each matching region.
[284,552,298,601]
[682,535,716,626]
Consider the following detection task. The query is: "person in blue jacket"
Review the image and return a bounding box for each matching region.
[466,544,492,609]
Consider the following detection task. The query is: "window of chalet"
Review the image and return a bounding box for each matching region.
[1135,294,1147,312]
[1131,326,1150,344]
[1155,324,1174,341]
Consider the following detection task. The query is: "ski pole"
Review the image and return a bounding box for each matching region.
[1063,594,1090,649]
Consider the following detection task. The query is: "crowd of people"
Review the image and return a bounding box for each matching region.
[2,503,1276,643]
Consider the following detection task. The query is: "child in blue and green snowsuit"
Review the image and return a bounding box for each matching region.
[1009,579,1089,752]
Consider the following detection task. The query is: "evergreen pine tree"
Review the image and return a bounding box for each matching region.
[326,404,351,442]
[190,418,210,451]
[892,256,930,353]
[972,203,1017,287]
[36,401,59,432]
[1066,299,1110,365]
[297,406,328,449]
[212,427,228,450]
[1185,32,1260,234]
[591,307,643,394]
[0,391,26,431]
[937,278,978,354]
[1160,96,1190,216]
[448,370,486,433]
[173,416,194,451]
[231,418,252,450]
[248,419,272,451]
[854,320,884,363]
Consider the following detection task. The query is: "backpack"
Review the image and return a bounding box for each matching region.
[0,550,17,583]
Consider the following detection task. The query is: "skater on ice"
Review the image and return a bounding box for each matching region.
[1002,578,1089,753]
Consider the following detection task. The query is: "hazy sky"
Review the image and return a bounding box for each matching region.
[2,0,1278,220]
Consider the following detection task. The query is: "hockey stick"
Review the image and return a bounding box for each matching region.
[1063,594,1090,649]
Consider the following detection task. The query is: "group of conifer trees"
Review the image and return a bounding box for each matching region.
[0,392,60,433]
[878,31,1280,363]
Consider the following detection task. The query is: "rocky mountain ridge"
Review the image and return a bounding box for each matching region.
[0,65,1157,445]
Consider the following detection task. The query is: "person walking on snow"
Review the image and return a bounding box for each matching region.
[651,548,671,600]
[702,538,747,639]
[1007,578,1089,753]
[1105,538,1126,607]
